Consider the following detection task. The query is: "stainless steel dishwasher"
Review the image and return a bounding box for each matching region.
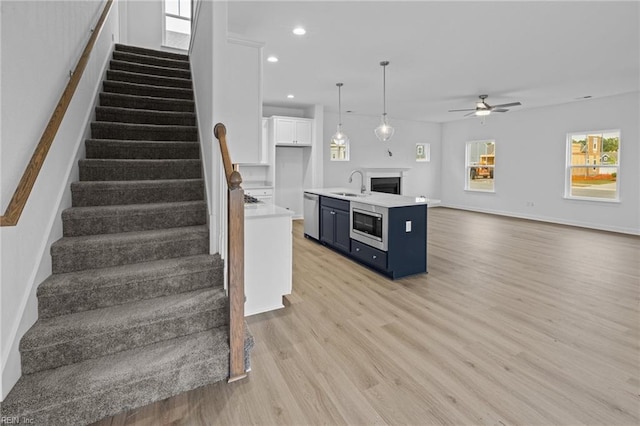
[303,192,319,240]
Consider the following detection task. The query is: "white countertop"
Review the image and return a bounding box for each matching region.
[242,181,273,190]
[245,202,294,219]
[304,187,441,208]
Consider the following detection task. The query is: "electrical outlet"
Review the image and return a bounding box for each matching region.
[526,201,535,207]
[406,221,412,232]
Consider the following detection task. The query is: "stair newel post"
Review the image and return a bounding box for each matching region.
[214,123,247,382]
[227,171,246,382]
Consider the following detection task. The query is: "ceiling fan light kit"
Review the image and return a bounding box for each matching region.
[331,83,349,146]
[374,61,395,142]
[449,94,522,118]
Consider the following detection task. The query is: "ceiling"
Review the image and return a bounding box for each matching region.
[227,1,640,123]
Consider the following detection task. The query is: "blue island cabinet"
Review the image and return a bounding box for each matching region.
[350,204,427,279]
[387,205,427,278]
[319,196,351,253]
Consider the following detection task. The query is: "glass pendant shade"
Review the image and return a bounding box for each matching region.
[375,61,394,142]
[332,123,349,146]
[374,113,394,142]
[331,83,349,146]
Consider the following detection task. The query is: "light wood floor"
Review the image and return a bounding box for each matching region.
[96,208,640,425]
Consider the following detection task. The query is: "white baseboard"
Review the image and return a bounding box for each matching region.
[439,203,639,236]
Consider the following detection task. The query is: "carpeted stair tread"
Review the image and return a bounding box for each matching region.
[62,200,207,236]
[2,328,233,425]
[71,179,204,207]
[2,43,254,424]
[110,59,191,80]
[112,50,190,70]
[115,43,189,61]
[86,139,200,159]
[103,80,193,100]
[90,121,197,141]
[106,69,192,89]
[37,254,222,318]
[95,106,196,126]
[20,287,227,374]
[100,92,195,112]
[51,225,209,273]
[79,158,202,181]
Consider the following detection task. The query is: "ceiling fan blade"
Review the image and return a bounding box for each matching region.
[448,108,475,112]
[463,111,476,117]
[491,102,521,108]
[492,108,509,113]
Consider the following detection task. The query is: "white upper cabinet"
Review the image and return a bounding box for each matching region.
[272,116,313,146]
[294,119,312,145]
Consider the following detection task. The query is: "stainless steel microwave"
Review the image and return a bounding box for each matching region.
[350,202,388,251]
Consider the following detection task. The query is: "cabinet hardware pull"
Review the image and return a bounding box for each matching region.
[372,255,377,259]
[356,248,360,251]
[330,211,336,215]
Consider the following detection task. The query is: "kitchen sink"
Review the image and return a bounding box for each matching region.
[331,192,362,197]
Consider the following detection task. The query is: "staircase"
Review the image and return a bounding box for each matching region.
[1,44,253,425]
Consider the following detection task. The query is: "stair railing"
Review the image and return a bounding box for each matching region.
[213,123,247,383]
[0,0,113,227]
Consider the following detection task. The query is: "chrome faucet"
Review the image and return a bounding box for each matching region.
[348,170,366,194]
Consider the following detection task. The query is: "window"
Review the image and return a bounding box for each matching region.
[330,140,349,161]
[164,0,191,50]
[466,140,495,192]
[566,130,620,201]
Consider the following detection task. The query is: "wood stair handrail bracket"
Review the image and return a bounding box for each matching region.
[213,123,247,383]
[0,0,114,227]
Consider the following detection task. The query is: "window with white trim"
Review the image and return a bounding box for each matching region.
[566,130,620,201]
[465,140,495,192]
[330,140,350,161]
[164,0,191,50]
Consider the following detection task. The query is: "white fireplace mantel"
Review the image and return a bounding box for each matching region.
[361,168,410,194]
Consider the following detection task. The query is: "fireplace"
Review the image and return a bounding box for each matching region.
[362,168,409,195]
[371,177,401,195]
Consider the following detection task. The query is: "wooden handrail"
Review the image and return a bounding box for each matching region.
[0,0,113,227]
[214,123,247,383]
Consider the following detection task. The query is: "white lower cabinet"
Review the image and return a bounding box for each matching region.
[244,207,293,316]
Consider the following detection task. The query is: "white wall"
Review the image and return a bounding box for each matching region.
[190,0,231,256]
[120,0,163,51]
[441,92,640,235]
[323,112,442,199]
[189,0,218,254]
[223,37,263,164]
[0,0,119,399]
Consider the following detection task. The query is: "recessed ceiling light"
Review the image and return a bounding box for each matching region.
[292,27,306,36]
[267,55,279,63]
[287,94,295,99]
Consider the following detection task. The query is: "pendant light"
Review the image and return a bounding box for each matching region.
[374,60,394,142]
[331,83,349,146]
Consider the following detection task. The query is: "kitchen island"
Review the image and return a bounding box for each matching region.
[303,188,439,279]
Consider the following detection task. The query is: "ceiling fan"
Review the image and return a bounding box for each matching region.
[449,95,522,117]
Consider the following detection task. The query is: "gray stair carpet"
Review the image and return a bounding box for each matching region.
[0,43,253,425]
